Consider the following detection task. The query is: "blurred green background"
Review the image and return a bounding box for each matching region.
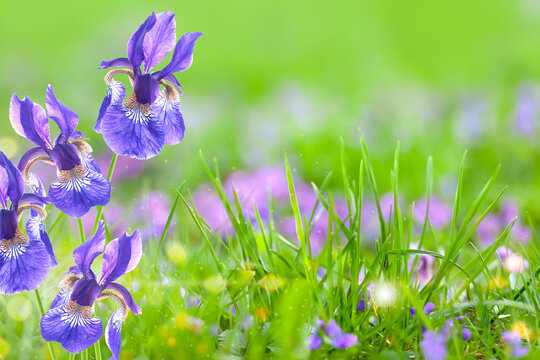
[1,0,540,207]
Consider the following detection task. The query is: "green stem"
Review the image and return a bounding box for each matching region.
[77,217,86,244]
[94,339,103,360]
[83,349,89,360]
[91,153,118,235]
[68,353,75,360]
[34,289,58,360]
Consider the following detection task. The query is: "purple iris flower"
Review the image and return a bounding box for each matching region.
[0,151,55,294]
[40,221,142,356]
[96,11,203,159]
[10,85,111,218]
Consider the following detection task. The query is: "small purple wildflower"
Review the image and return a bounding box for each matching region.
[420,321,451,360]
[309,318,358,351]
[462,323,471,341]
[40,221,142,356]
[502,331,529,358]
[410,302,435,318]
[496,246,529,273]
[408,243,435,286]
[0,152,54,294]
[97,11,203,159]
[513,84,537,139]
[10,86,111,217]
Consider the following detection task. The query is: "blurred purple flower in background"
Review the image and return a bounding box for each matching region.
[502,331,529,358]
[408,243,435,286]
[496,246,529,273]
[413,196,452,229]
[96,153,145,182]
[420,321,451,360]
[135,191,174,240]
[514,84,537,139]
[308,318,358,350]
[476,200,530,246]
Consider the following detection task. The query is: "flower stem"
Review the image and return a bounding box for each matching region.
[94,338,103,360]
[91,153,118,235]
[68,353,75,360]
[34,289,58,360]
[77,217,85,244]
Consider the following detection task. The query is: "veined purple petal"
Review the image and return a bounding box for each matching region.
[9,94,51,149]
[49,169,111,218]
[153,85,185,145]
[26,211,57,267]
[41,304,103,353]
[133,73,160,104]
[143,11,176,73]
[46,85,79,143]
[96,80,126,132]
[0,236,50,294]
[100,229,142,285]
[158,32,203,78]
[72,221,106,278]
[50,289,73,309]
[105,309,124,360]
[99,57,132,70]
[127,13,157,71]
[0,151,24,206]
[72,142,102,175]
[99,102,165,159]
[106,282,142,314]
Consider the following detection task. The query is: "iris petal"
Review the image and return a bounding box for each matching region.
[158,32,203,78]
[106,282,142,315]
[72,221,106,278]
[9,94,52,149]
[46,85,79,143]
[49,168,111,217]
[142,11,176,73]
[101,229,142,285]
[0,151,25,207]
[41,304,103,353]
[127,12,157,71]
[105,309,123,360]
[100,102,165,160]
[96,80,126,132]
[153,86,185,145]
[0,235,51,295]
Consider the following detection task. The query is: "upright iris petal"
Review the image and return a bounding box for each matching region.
[97,11,202,159]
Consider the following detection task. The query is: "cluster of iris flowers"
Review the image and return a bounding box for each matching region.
[0,10,201,358]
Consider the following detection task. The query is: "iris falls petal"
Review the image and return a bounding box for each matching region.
[41,302,103,353]
[153,84,185,145]
[49,167,111,217]
[0,230,51,294]
[100,101,164,159]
